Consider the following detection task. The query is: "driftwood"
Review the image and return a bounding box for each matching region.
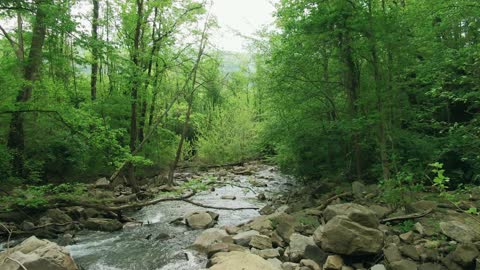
[317,192,352,211]
[381,209,433,224]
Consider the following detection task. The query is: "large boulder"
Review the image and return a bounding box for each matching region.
[440,220,480,243]
[323,203,379,228]
[208,251,276,270]
[0,236,78,270]
[45,209,73,224]
[285,233,327,265]
[232,230,260,246]
[185,211,217,229]
[249,235,273,250]
[193,228,232,252]
[83,218,123,232]
[315,216,384,255]
[271,213,297,242]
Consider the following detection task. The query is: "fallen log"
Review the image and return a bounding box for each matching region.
[316,192,352,211]
[381,208,433,223]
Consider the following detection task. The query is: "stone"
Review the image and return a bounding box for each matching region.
[285,233,326,264]
[282,262,299,270]
[273,214,297,242]
[440,220,480,243]
[323,255,343,270]
[418,263,445,270]
[424,240,440,249]
[207,242,247,258]
[193,228,233,252]
[208,251,276,270]
[268,258,282,270]
[94,177,110,188]
[250,235,273,250]
[399,231,414,243]
[58,233,74,246]
[390,260,418,270]
[352,181,366,198]
[414,222,425,235]
[185,211,215,229]
[21,221,35,231]
[324,203,379,228]
[249,216,274,233]
[300,259,321,270]
[405,200,437,214]
[317,216,384,255]
[441,255,463,270]
[384,244,403,263]
[84,208,101,218]
[271,231,285,247]
[221,195,236,200]
[45,209,72,224]
[369,205,390,219]
[451,243,479,267]
[224,225,240,234]
[371,264,387,270]
[0,236,78,270]
[233,230,260,246]
[400,245,420,261]
[83,218,122,232]
[251,248,280,259]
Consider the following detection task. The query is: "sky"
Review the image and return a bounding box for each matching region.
[210,0,277,52]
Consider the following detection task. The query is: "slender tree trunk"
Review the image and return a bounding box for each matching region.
[7,0,49,177]
[90,0,99,100]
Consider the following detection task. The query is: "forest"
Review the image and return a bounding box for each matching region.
[1,0,480,270]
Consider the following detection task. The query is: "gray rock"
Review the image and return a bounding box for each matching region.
[0,236,78,270]
[390,260,418,270]
[301,259,321,270]
[45,209,72,224]
[418,263,445,270]
[317,216,384,255]
[371,264,387,270]
[267,258,282,270]
[185,211,215,229]
[405,200,437,214]
[21,221,35,231]
[233,230,260,246]
[323,255,343,270]
[324,203,379,228]
[193,228,232,252]
[285,233,327,264]
[95,177,110,188]
[384,244,403,263]
[352,181,366,198]
[83,218,122,232]
[451,243,479,266]
[250,235,273,250]
[251,248,280,259]
[208,251,276,270]
[273,213,297,242]
[440,220,480,243]
[400,245,420,261]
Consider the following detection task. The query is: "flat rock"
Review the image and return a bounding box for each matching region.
[233,230,260,246]
[193,228,232,252]
[208,251,276,270]
[323,255,343,270]
[249,235,273,250]
[440,220,480,243]
[185,211,215,229]
[324,203,379,228]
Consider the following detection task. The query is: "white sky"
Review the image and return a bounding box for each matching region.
[210,0,277,52]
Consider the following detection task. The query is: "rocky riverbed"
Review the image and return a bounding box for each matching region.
[3,162,480,270]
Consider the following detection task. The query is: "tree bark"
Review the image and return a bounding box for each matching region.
[90,0,99,100]
[7,0,49,177]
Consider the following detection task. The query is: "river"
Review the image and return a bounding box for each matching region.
[66,164,293,270]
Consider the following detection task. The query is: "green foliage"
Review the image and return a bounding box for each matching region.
[397,220,416,233]
[379,171,423,207]
[430,162,450,192]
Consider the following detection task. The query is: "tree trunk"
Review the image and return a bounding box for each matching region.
[90,0,99,100]
[7,0,49,177]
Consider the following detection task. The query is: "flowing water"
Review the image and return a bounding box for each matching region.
[66,164,293,270]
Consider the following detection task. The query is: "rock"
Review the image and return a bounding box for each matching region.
[63,207,85,220]
[273,213,297,242]
[369,205,390,219]
[123,221,142,229]
[282,262,299,270]
[233,230,260,246]
[224,225,240,235]
[450,243,479,267]
[193,228,233,252]
[257,193,267,201]
[21,221,35,231]
[221,195,236,200]
[440,220,480,243]
[95,177,110,188]
[414,222,425,235]
[208,251,276,270]
[83,218,123,232]
[418,263,445,270]
[0,236,78,270]
[441,255,463,270]
[271,231,285,248]
[84,208,101,218]
[399,231,414,243]
[250,235,273,250]
[155,233,171,241]
[324,203,379,228]
[301,259,321,270]
[390,260,418,270]
[207,242,247,258]
[316,216,384,255]
[251,248,280,259]
[249,216,274,233]
[285,233,326,264]
[323,255,343,270]
[185,211,215,229]
[45,209,72,224]
[406,200,437,214]
[268,258,283,270]
[384,244,403,264]
[371,264,387,270]
[424,240,440,249]
[400,245,420,261]
[352,181,366,198]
